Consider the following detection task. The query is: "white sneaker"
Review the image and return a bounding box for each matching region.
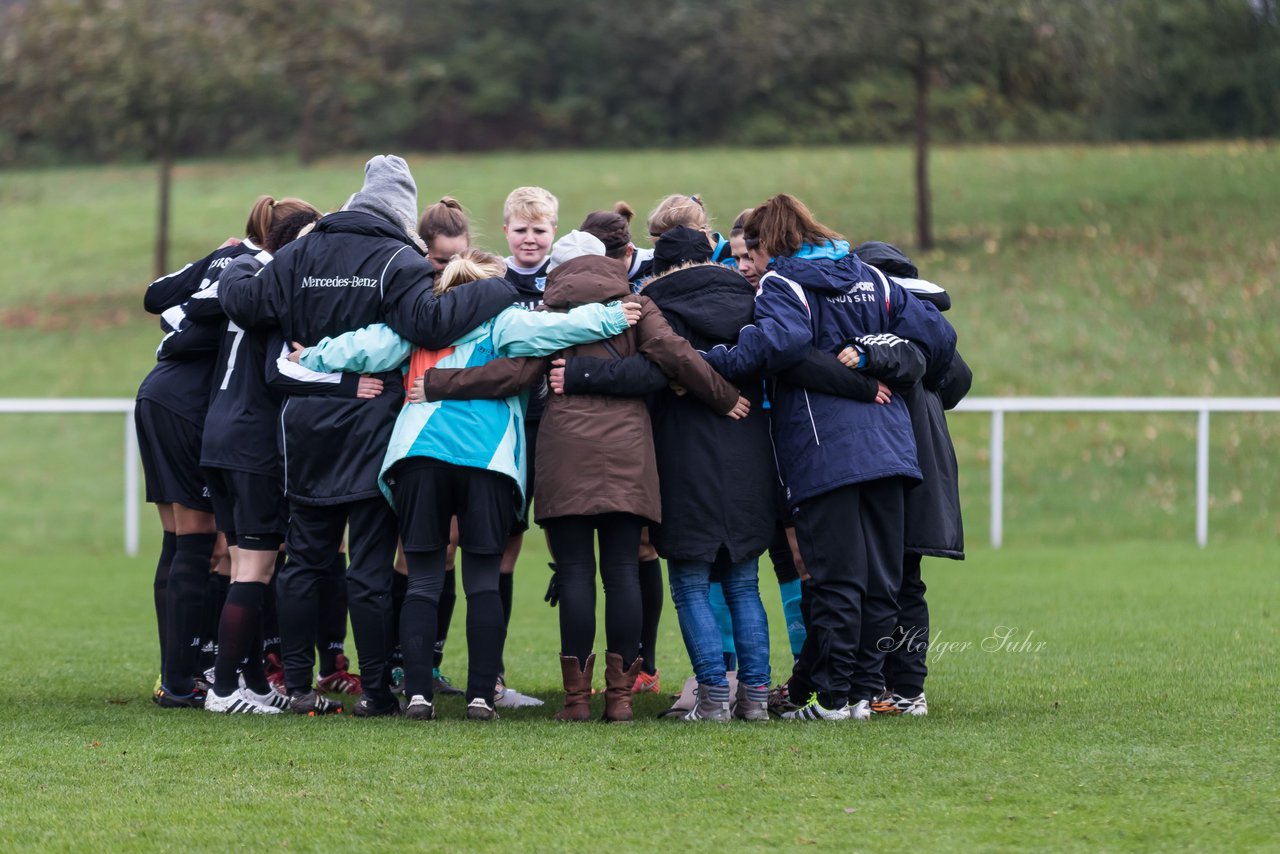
[494,679,544,708]
[781,693,852,721]
[871,690,928,717]
[847,699,872,721]
[240,685,290,712]
[204,688,280,714]
[405,695,436,721]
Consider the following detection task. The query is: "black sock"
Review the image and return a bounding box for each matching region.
[153,530,177,674]
[316,551,348,675]
[163,532,217,695]
[637,558,663,675]
[497,572,513,674]
[434,569,456,669]
[390,569,408,668]
[262,563,282,661]
[465,553,506,703]
[401,548,447,700]
[201,572,230,676]
[212,581,267,696]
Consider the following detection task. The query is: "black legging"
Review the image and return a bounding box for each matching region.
[544,513,645,668]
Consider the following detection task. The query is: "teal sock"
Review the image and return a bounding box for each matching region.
[778,578,806,658]
[708,581,736,669]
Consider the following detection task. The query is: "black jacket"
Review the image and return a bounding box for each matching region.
[137,242,254,425]
[218,210,517,505]
[630,262,777,562]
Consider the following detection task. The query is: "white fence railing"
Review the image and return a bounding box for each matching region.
[953,397,1280,548]
[2,397,1278,554]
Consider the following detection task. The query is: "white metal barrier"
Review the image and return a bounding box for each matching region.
[953,397,1280,548]
[2,397,1278,554]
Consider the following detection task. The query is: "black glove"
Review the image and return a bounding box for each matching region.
[544,562,559,608]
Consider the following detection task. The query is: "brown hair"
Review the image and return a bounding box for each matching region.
[742,194,842,258]
[435,247,507,295]
[579,201,635,259]
[418,196,471,245]
[264,209,321,253]
[729,207,754,238]
[245,195,319,247]
[646,194,708,237]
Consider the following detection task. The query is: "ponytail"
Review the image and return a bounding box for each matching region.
[580,202,636,259]
[245,194,320,247]
[420,196,471,244]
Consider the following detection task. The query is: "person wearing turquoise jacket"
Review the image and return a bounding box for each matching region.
[293,248,637,721]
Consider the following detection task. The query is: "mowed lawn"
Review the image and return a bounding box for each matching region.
[0,541,1275,850]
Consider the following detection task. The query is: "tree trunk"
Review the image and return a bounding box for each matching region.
[299,86,318,167]
[913,32,934,251]
[154,119,174,278]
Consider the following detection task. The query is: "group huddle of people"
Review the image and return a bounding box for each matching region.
[137,154,970,723]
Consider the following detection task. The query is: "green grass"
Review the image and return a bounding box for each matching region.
[1,540,1276,850]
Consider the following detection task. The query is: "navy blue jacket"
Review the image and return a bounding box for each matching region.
[703,251,957,507]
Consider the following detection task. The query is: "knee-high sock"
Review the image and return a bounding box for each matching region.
[433,568,456,669]
[317,551,348,674]
[153,531,177,674]
[200,572,230,675]
[778,578,806,660]
[637,558,663,675]
[390,569,408,668]
[163,532,217,695]
[212,581,267,696]
[497,572,513,675]
[708,581,736,671]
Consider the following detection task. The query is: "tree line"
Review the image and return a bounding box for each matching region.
[3,0,1277,166]
[2,0,1276,269]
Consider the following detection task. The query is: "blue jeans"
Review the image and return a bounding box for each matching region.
[668,557,770,688]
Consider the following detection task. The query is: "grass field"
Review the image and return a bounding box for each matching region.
[1,143,1278,850]
[0,541,1276,850]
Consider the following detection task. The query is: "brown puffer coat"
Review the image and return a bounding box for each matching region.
[534,255,739,524]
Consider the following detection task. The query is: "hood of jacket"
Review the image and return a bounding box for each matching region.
[340,154,428,253]
[313,209,423,253]
[652,225,713,275]
[853,241,918,278]
[642,262,754,344]
[771,250,880,296]
[541,255,630,308]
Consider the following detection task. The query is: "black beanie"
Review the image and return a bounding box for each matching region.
[652,225,714,276]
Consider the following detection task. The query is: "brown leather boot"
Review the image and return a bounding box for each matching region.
[602,652,644,723]
[554,654,595,722]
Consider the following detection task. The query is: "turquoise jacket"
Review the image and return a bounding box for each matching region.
[298,302,629,504]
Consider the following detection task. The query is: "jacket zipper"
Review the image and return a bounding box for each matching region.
[801,389,821,445]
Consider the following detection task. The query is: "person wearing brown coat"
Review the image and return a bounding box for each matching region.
[535,247,747,723]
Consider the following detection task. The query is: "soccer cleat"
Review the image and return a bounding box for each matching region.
[264,653,286,695]
[494,676,544,708]
[767,683,800,716]
[432,668,464,697]
[871,690,927,717]
[391,666,406,696]
[153,683,208,709]
[152,674,163,700]
[848,699,872,721]
[632,669,661,695]
[405,695,436,721]
[288,689,343,716]
[351,694,403,718]
[465,697,499,721]
[316,654,362,696]
[781,693,851,721]
[203,666,217,687]
[204,688,280,714]
[240,685,290,712]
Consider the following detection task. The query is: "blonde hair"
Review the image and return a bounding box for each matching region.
[503,186,559,226]
[245,195,319,246]
[435,248,507,295]
[647,194,708,237]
